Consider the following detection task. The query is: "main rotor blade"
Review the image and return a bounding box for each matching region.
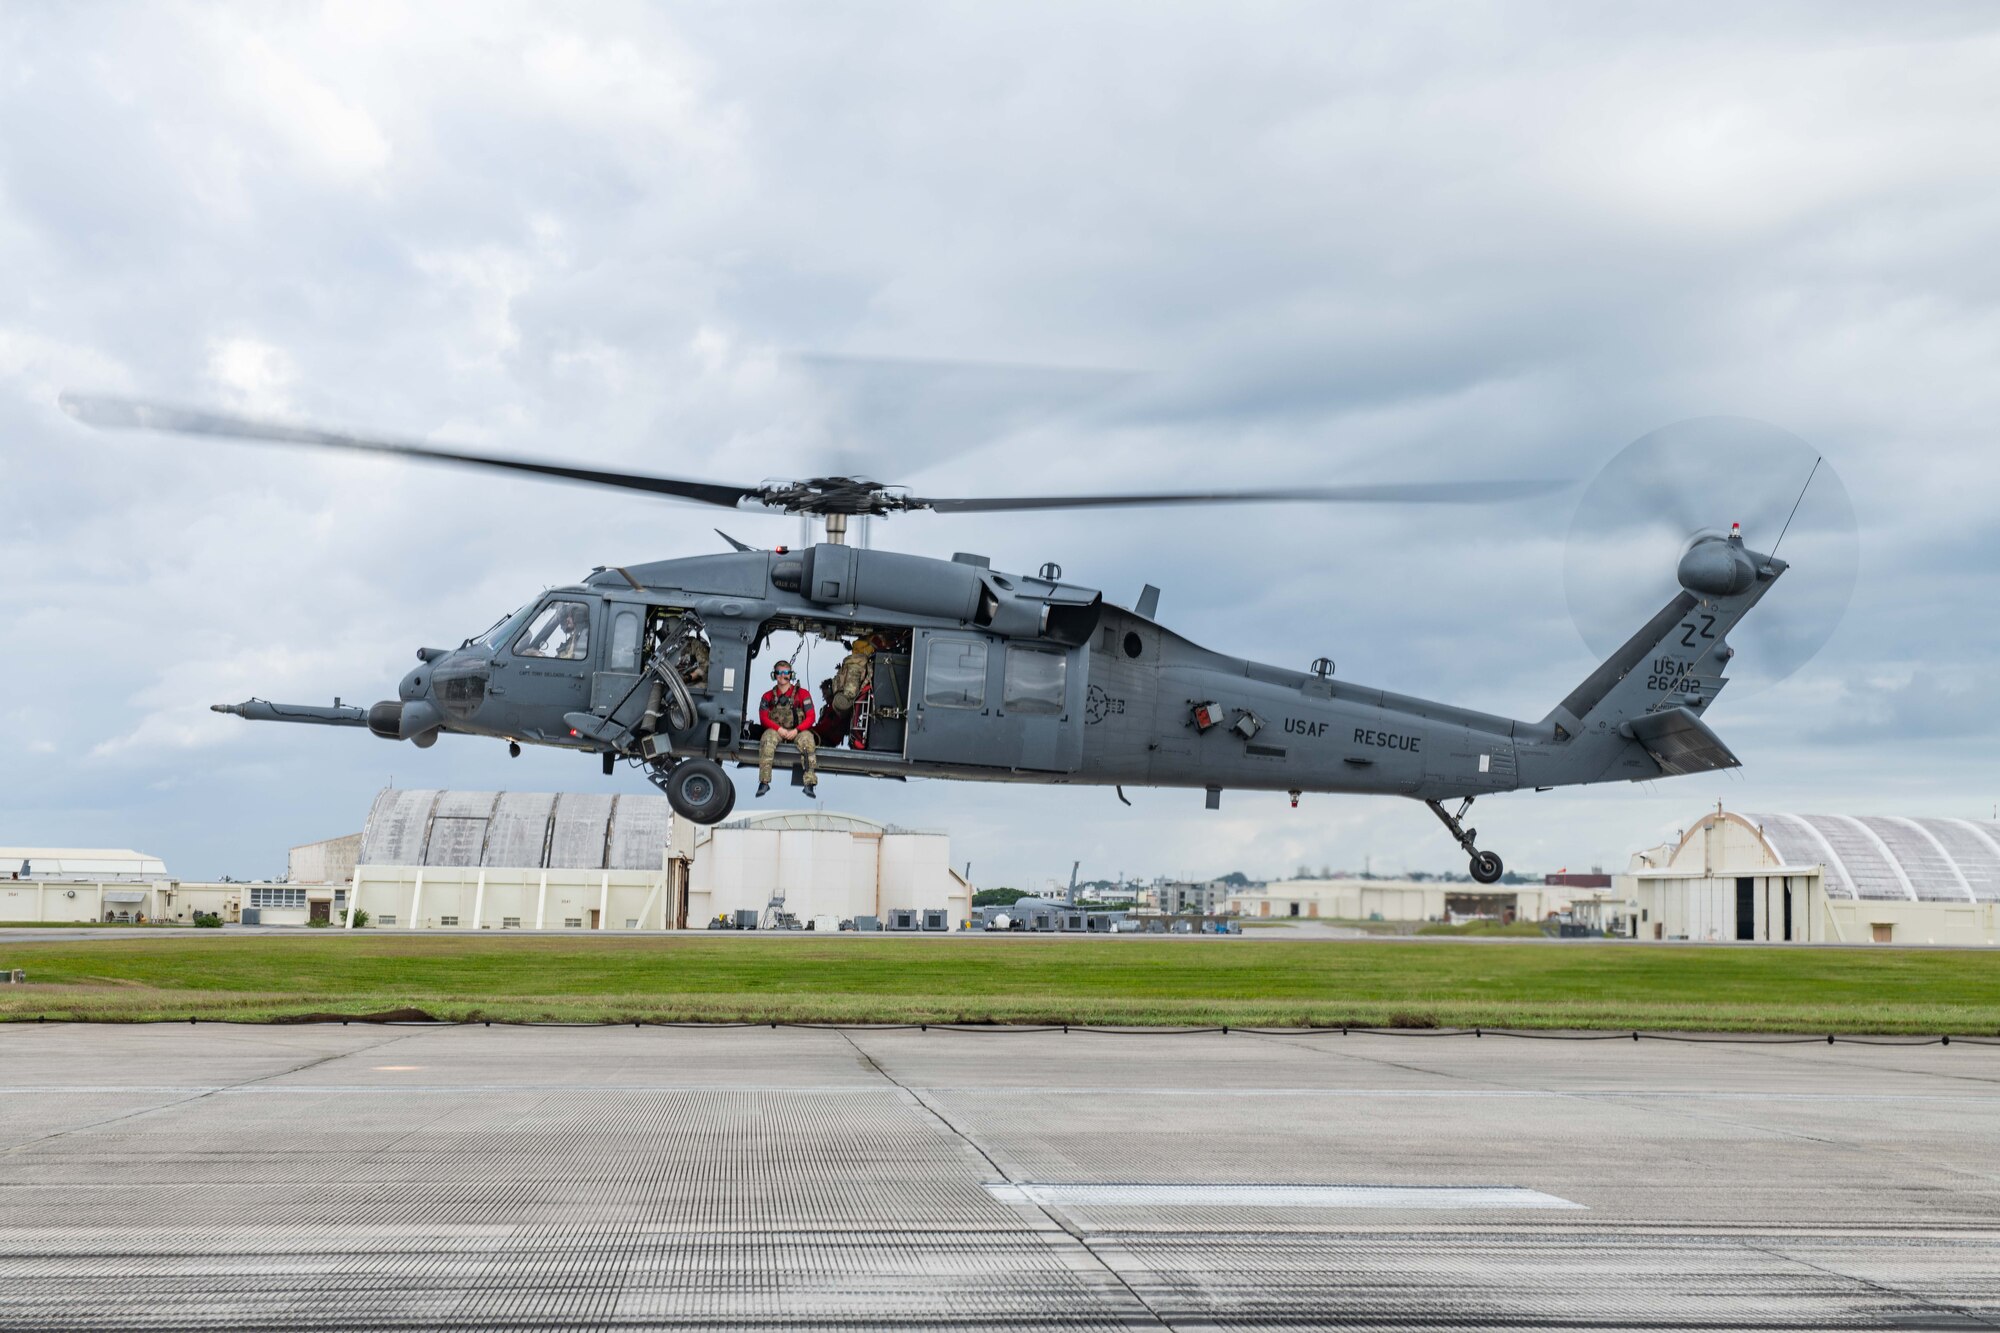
[58,393,759,511]
[916,479,1568,513]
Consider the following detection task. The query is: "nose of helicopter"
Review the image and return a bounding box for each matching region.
[398,662,430,702]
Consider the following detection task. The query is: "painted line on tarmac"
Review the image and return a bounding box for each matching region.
[987,1183,1585,1209]
[4,1085,1997,1101]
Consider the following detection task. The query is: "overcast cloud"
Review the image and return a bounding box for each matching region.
[3,2,1996,887]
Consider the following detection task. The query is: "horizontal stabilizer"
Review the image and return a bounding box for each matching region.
[1620,707,1740,776]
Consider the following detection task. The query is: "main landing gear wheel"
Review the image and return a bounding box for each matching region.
[662,757,735,824]
[1425,797,1506,886]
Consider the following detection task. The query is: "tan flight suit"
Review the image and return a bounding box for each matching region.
[829,643,875,713]
[677,637,710,687]
[757,684,818,786]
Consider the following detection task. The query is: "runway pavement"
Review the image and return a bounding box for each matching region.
[2,1023,1997,1330]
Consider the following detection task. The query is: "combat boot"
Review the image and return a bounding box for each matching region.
[755,782,770,797]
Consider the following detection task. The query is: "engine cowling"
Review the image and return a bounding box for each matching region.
[367,699,442,744]
[367,701,403,740]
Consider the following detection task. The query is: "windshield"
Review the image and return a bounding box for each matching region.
[476,601,538,650]
[515,599,592,660]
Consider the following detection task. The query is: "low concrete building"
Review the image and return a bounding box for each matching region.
[0,848,242,924]
[1563,889,1636,936]
[288,834,361,887]
[1,848,165,881]
[1224,878,1573,924]
[1,876,170,923]
[1620,809,2000,946]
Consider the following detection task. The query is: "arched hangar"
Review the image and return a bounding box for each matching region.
[334,789,968,930]
[1619,809,2000,945]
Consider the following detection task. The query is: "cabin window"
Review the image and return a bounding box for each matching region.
[1003,645,1066,715]
[924,638,988,709]
[609,610,641,670]
[515,600,591,660]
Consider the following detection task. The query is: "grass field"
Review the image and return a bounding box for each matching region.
[1,932,1996,1032]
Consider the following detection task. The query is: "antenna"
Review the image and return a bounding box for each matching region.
[1766,456,1822,563]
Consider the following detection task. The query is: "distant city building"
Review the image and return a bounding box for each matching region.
[1155,879,1232,914]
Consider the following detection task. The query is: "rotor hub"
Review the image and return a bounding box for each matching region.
[752,477,916,516]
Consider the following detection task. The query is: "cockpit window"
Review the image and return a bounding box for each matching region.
[515,600,592,660]
[609,610,641,671]
[478,601,537,650]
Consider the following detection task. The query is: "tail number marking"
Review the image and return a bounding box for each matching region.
[1646,656,1702,693]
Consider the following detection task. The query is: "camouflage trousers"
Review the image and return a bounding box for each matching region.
[757,727,817,784]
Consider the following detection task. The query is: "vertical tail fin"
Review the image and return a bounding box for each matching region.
[1546,532,1783,739]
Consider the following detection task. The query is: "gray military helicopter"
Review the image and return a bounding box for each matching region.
[61,396,1850,882]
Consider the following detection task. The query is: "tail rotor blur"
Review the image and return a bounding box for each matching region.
[1563,417,1859,698]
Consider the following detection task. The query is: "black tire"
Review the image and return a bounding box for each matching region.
[665,757,734,824]
[1469,850,1504,884]
[658,663,697,732]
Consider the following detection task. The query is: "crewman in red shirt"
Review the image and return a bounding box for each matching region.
[755,659,817,798]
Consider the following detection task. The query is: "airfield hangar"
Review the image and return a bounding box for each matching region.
[1596,808,2000,947]
[0,847,204,925]
[313,789,970,931]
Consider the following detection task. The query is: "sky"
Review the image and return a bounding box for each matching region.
[3,3,1996,889]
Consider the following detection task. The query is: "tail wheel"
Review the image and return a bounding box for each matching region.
[1469,850,1504,884]
[665,757,735,824]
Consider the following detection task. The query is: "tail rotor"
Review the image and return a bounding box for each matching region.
[1563,416,1859,699]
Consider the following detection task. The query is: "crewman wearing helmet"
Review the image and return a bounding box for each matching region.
[829,636,877,713]
[755,660,817,798]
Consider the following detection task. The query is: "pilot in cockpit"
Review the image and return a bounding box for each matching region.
[554,606,588,658]
[517,601,590,661]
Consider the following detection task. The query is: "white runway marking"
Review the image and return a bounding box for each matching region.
[3,1084,1995,1102]
[986,1182,1585,1209]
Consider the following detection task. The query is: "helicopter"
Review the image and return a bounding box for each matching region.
[59,394,1843,883]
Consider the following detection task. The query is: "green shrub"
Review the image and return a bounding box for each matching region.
[351,908,370,929]
[191,911,223,929]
